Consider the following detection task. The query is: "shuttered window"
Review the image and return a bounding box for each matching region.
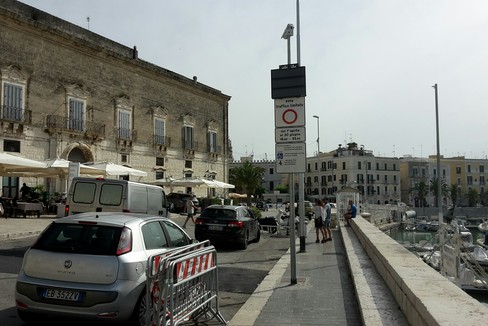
[155,119,165,144]
[3,83,23,121]
[118,110,131,139]
[208,131,217,153]
[184,126,193,149]
[69,98,84,131]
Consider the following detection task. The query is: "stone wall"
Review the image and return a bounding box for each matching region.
[0,0,231,197]
[349,216,488,325]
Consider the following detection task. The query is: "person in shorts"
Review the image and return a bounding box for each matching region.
[182,194,197,228]
[313,199,326,243]
[323,197,332,241]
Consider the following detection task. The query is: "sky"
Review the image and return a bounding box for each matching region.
[18,0,488,161]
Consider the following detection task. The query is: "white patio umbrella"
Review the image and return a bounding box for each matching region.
[209,180,235,189]
[1,158,105,178]
[149,178,215,187]
[42,159,106,177]
[0,152,47,175]
[85,162,147,177]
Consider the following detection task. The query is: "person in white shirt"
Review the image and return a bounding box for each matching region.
[182,194,197,228]
[323,197,332,242]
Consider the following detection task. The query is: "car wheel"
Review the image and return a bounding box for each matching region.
[130,290,148,326]
[254,229,261,243]
[239,232,249,250]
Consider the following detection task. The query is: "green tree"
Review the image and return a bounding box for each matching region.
[466,188,479,207]
[429,177,449,207]
[449,184,459,208]
[275,184,288,193]
[229,161,265,205]
[410,180,429,207]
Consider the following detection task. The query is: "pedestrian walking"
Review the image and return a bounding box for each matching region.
[313,198,327,243]
[182,194,197,228]
[323,197,332,241]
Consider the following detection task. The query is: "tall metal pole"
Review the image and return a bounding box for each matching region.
[296,0,306,253]
[433,84,443,224]
[313,115,320,191]
[285,33,297,284]
[296,0,301,66]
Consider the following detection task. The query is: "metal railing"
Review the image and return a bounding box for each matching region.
[1,105,32,124]
[45,115,105,139]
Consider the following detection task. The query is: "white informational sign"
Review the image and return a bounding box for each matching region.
[274,97,305,128]
[68,162,81,191]
[275,127,306,143]
[275,143,307,174]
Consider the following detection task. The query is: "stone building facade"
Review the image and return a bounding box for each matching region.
[306,143,401,205]
[0,1,231,197]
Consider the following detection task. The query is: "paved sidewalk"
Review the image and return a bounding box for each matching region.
[0,213,365,325]
[229,223,362,326]
[0,214,56,240]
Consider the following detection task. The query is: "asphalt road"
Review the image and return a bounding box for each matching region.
[0,211,291,325]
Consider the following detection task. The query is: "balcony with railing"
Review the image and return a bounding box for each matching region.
[208,144,221,154]
[152,134,170,146]
[45,115,105,140]
[1,105,32,124]
[114,127,137,141]
[152,135,171,152]
[182,140,202,151]
[207,144,221,161]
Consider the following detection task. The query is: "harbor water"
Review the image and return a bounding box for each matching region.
[387,226,488,308]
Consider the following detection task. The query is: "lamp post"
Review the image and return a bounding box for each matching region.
[313,115,320,195]
[364,160,368,205]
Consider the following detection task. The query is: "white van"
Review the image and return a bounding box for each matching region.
[65,177,169,216]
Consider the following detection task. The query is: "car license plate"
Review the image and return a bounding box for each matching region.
[42,288,83,302]
[208,225,223,231]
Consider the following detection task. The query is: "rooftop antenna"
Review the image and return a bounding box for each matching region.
[87,17,90,30]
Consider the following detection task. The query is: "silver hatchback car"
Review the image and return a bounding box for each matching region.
[15,212,194,325]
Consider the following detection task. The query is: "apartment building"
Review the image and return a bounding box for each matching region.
[229,143,401,205]
[306,143,401,205]
[400,155,488,207]
[0,1,231,197]
[229,156,285,193]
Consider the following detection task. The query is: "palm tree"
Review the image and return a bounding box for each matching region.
[449,184,459,208]
[465,188,479,207]
[410,180,429,207]
[229,161,265,205]
[429,177,449,207]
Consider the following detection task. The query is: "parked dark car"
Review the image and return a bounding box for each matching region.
[256,201,268,211]
[167,193,199,213]
[15,212,194,326]
[194,205,261,249]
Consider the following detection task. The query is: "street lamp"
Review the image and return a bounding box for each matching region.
[313,115,320,195]
[281,24,294,64]
[364,160,368,206]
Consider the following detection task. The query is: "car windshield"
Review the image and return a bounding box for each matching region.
[32,223,122,255]
[201,208,236,219]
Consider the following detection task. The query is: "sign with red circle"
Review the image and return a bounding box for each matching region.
[274,97,305,128]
